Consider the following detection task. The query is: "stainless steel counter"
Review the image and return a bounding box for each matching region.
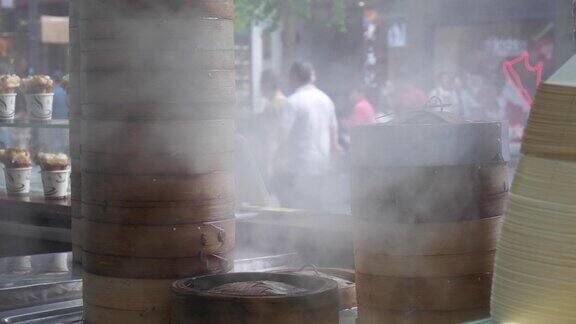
[0,250,364,323]
[0,300,359,324]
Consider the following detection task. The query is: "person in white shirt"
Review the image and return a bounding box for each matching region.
[429,72,460,116]
[273,62,339,209]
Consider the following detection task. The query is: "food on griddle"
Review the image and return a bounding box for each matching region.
[0,148,33,168]
[208,280,308,296]
[22,75,54,94]
[0,75,21,94]
[35,152,70,171]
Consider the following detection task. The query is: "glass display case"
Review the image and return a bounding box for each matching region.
[0,119,71,258]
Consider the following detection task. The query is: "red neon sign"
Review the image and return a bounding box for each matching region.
[502,51,544,107]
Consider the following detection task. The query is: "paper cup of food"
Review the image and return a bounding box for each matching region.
[41,168,70,199]
[0,148,34,195]
[22,75,54,120]
[0,93,17,120]
[4,167,32,195]
[36,152,70,199]
[25,93,54,120]
[0,75,20,120]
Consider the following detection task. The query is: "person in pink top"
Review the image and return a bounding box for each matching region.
[395,79,428,112]
[344,88,376,127]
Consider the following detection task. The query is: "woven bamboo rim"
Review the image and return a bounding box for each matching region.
[357,307,488,324]
[80,0,235,20]
[355,273,491,311]
[354,216,501,255]
[81,218,235,258]
[355,250,495,277]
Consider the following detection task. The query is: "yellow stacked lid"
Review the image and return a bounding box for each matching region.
[522,55,576,158]
[491,55,576,324]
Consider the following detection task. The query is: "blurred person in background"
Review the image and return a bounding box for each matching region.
[394,76,428,113]
[51,72,68,120]
[430,72,460,115]
[458,72,485,121]
[272,62,340,209]
[255,69,290,188]
[235,134,273,207]
[344,88,376,127]
[341,88,376,148]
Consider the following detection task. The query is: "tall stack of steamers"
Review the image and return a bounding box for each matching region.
[351,113,509,323]
[68,0,82,265]
[491,56,576,322]
[73,1,236,323]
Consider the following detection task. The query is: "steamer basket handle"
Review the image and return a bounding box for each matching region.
[200,224,227,247]
[208,223,227,245]
[199,251,230,271]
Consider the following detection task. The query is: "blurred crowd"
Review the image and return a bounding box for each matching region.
[241,61,530,211]
[239,62,349,210]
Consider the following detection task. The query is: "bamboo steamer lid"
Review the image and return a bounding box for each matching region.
[81,198,234,225]
[354,216,501,256]
[273,268,357,310]
[81,102,234,121]
[81,17,233,45]
[356,273,491,311]
[522,55,576,159]
[81,219,234,258]
[83,272,173,310]
[81,70,235,104]
[81,119,234,155]
[82,250,233,279]
[71,217,82,263]
[358,307,488,324]
[78,1,236,322]
[352,164,507,223]
[351,113,509,168]
[170,272,340,324]
[511,155,576,204]
[81,150,234,175]
[81,171,234,203]
[82,50,234,76]
[491,155,576,323]
[69,0,82,265]
[84,303,170,324]
[80,0,234,20]
[351,114,504,323]
[356,251,495,277]
[83,272,173,324]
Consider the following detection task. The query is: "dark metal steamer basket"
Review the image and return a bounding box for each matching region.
[171,272,340,324]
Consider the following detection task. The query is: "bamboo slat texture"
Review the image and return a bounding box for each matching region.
[78,1,235,323]
[351,114,508,324]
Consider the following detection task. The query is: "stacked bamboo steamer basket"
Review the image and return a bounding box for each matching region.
[171,272,340,324]
[78,1,235,323]
[491,55,576,323]
[68,0,82,265]
[351,112,509,324]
